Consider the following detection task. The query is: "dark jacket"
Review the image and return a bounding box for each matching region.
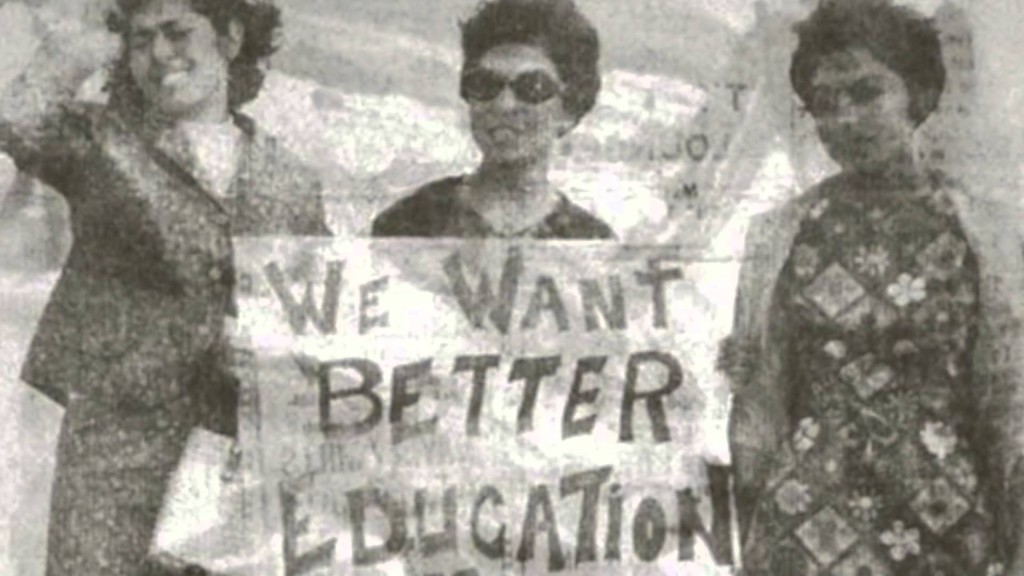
[2,91,329,574]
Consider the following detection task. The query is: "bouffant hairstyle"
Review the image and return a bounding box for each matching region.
[460,0,601,123]
[790,0,946,126]
[106,0,282,113]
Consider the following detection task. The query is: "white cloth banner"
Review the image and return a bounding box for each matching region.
[233,239,735,575]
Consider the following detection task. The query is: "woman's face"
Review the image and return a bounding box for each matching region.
[464,43,575,168]
[808,47,916,175]
[127,0,239,121]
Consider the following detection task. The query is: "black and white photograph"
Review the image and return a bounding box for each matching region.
[1,0,1023,574]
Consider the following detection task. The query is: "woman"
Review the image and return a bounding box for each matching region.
[722,1,1024,574]
[371,0,614,239]
[0,0,330,573]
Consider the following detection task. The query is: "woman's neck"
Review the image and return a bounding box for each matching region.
[472,157,556,204]
[141,89,232,134]
[848,150,923,190]
[464,158,561,234]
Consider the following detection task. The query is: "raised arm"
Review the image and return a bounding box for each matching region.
[0,2,118,191]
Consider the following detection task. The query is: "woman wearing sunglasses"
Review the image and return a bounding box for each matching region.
[0,0,330,573]
[372,0,613,239]
[722,1,1024,573]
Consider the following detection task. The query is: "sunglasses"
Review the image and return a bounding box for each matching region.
[460,69,562,105]
[807,79,886,116]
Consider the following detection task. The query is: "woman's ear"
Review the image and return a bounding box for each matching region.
[218,18,245,61]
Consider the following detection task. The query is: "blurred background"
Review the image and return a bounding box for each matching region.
[2,0,1022,572]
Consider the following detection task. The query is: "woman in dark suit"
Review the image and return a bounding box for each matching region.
[372,0,614,239]
[0,0,330,573]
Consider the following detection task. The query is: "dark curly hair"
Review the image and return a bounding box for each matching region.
[106,0,282,114]
[790,0,945,126]
[460,0,601,123]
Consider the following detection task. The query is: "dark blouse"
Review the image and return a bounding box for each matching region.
[371,176,615,239]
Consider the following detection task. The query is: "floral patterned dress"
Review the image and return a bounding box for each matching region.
[741,185,1004,575]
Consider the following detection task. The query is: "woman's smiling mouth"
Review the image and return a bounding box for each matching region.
[156,69,190,88]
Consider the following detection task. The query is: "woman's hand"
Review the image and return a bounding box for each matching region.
[716,335,758,387]
[33,5,120,83]
[0,3,118,97]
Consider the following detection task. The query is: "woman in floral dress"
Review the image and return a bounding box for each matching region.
[721,1,1024,574]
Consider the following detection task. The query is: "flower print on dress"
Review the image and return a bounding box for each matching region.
[847,489,879,523]
[912,294,974,353]
[743,179,994,574]
[921,421,958,461]
[988,562,1006,576]
[917,232,968,281]
[887,274,926,307]
[823,458,840,476]
[794,417,821,452]
[823,340,847,359]
[893,339,919,357]
[809,198,830,219]
[880,389,920,431]
[775,479,813,516]
[910,477,971,534]
[880,520,921,561]
[792,244,820,279]
[945,454,978,493]
[853,245,891,278]
[913,295,955,328]
[838,422,863,449]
